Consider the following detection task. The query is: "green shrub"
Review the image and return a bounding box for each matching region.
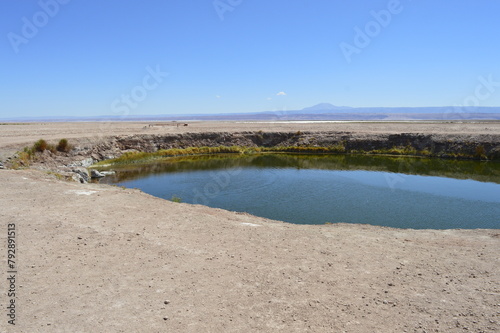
[23,146,34,158]
[98,146,250,165]
[11,151,31,169]
[56,138,71,152]
[171,195,182,203]
[33,139,48,152]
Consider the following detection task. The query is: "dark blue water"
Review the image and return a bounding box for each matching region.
[98,154,500,229]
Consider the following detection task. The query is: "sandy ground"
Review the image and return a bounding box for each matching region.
[0,122,499,332]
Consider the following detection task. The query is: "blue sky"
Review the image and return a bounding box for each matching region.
[1,0,499,118]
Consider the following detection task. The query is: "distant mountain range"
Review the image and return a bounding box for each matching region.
[2,103,500,122]
[301,103,353,111]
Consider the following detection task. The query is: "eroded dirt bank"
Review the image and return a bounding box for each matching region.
[95,130,500,158]
[0,169,499,333]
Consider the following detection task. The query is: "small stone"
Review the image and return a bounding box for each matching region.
[90,170,105,178]
[72,167,90,183]
[163,317,169,321]
[164,300,170,305]
[71,173,85,184]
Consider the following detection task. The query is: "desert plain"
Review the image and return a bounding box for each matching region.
[0,121,499,332]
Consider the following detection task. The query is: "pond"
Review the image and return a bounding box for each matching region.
[96,154,500,229]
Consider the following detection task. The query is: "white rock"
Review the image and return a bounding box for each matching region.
[90,170,105,178]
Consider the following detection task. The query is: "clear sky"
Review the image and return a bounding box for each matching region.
[1,0,499,118]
